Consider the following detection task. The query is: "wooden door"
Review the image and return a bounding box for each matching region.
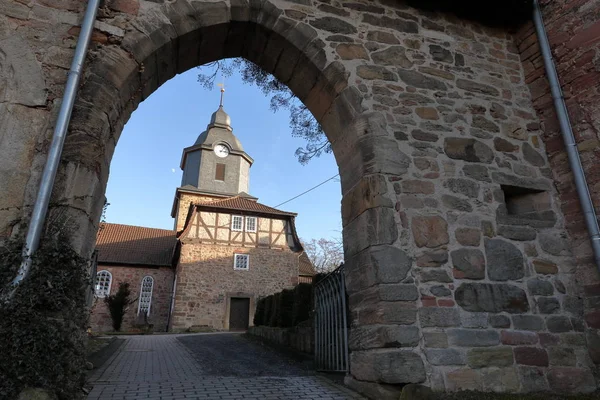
[229,298,250,331]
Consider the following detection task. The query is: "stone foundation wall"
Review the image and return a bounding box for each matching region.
[248,325,313,354]
[515,0,600,367]
[171,243,298,330]
[89,265,175,332]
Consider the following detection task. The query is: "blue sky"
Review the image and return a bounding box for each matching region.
[104,64,342,242]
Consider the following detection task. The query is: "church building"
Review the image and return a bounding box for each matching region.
[89,94,314,332]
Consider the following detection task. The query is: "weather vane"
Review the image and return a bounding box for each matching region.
[217,78,225,107]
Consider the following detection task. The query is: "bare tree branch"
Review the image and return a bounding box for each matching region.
[197,58,329,165]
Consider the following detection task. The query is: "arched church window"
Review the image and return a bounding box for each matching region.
[95,270,112,298]
[137,276,154,316]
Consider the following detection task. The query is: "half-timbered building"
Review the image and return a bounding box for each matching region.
[89,99,313,332]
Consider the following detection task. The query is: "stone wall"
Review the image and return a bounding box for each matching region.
[171,243,298,330]
[248,325,313,354]
[516,0,600,367]
[0,0,598,395]
[89,265,175,332]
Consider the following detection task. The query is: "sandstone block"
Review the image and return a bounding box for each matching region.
[463,164,491,182]
[444,138,494,163]
[419,269,453,283]
[547,316,573,333]
[514,347,549,367]
[349,325,420,350]
[336,43,368,60]
[442,195,473,212]
[455,227,481,246]
[456,78,500,96]
[397,69,447,91]
[371,46,412,68]
[547,367,597,393]
[455,283,529,313]
[485,238,525,281]
[379,284,419,301]
[523,142,545,167]
[351,349,425,384]
[416,250,448,267]
[512,315,545,331]
[411,216,449,248]
[424,331,448,348]
[451,248,485,279]
[425,348,466,365]
[444,178,480,198]
[467,347,514,368]
[497,225,536,241]
[501,330,538,345]
[527,277,554,296]
[538,297,560,314]
[447,329,500,347]
[356,65,397,81]
[489,314,511,328]
[548,347,576,366]
[446,368,482,391]
[430,285,451,297]
[420,307,460,327]
[519,366,549,392]
[533,259,558,274]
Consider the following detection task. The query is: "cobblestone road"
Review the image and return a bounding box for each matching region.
[87,333,363,400]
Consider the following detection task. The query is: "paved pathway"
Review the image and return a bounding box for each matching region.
[87,333,363,400]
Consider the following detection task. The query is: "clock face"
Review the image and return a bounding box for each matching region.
[214,144,230,158]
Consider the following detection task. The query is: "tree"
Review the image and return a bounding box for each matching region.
[197,58,330,164]
[302,237,344,274]
[104,282,135,332]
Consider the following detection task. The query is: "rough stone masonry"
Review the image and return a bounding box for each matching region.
[0,0,599,397]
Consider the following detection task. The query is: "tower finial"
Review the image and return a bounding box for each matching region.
[217,80,225,107]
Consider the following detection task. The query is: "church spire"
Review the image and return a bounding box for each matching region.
[218,82,225,107]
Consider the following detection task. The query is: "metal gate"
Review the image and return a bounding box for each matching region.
[314,264,349,372]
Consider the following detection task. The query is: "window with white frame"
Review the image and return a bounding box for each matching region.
[95,270,112,298]
[234,254,249,270]
[231,215,243,231]
[137,276,154,316]
[245,216,257,232]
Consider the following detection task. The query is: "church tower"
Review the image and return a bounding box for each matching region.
[172,89,255,230]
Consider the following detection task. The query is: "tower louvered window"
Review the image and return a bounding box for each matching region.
[95,270,112,298]
[137,276,154,316]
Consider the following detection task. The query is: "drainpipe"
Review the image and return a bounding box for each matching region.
[8,0,102,294]
[533,0,600,273]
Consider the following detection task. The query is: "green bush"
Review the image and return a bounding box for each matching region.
[253,296,265,326]
[263,295,273,327]
[278,289,295,328]
[104,282,134,332]
[292,283,313,326]
[0,236,91,400]
[269,292,281,327]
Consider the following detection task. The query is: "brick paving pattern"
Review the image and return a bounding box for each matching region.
[87,333,363,399]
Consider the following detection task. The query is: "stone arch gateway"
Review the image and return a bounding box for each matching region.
[1,0,599,397]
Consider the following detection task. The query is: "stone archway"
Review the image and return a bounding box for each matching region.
[1,0,599,397]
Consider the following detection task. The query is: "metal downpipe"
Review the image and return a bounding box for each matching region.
[533,0,600,273]
[9,0,101,293]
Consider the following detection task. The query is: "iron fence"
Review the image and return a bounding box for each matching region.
[314,264,349,372]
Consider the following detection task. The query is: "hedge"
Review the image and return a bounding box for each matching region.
[0,236,90,399]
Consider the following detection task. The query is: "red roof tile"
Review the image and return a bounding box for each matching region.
[96,223,177,267]
[194,196,297,216]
